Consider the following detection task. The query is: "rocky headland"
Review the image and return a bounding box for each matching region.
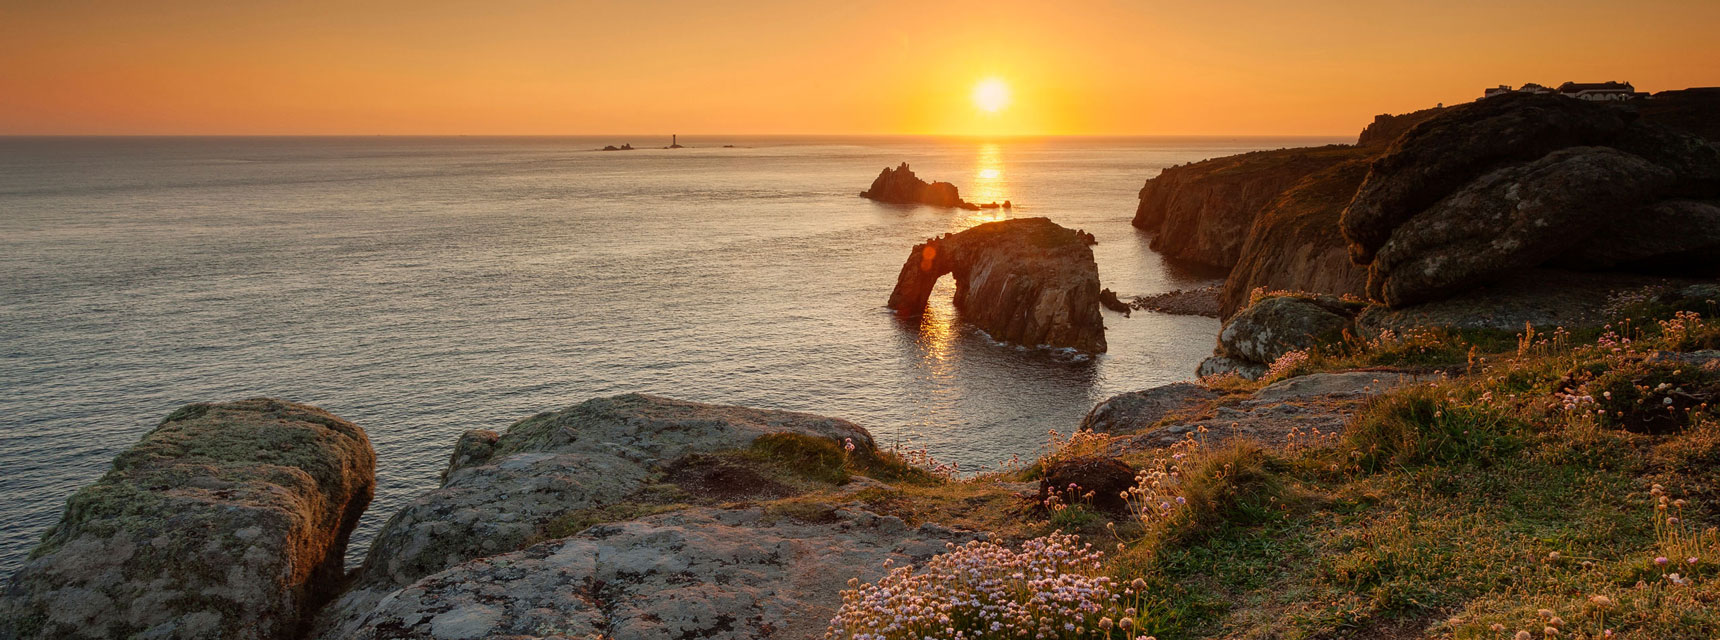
[1130,89,1719,377]
[887,217,1107,353]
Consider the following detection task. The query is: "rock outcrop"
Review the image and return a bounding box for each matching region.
[1079,382,1218,433]
[1132,145,1363,269]
[1100,372,1427,452]
[1201,295,1358,378]
[0,399,375,640]
[320,507,980,640]
[317,393,877,634]
[1341,93,1720,307]
[1038,457,1136,513]
[887,217,1107,352]
[861,162,976,209]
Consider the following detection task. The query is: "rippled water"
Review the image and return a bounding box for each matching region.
[0,135,1339,572]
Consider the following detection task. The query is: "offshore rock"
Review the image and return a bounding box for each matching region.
[317,394,875,634]
[888,217,1107,352]
[0,399,375,640]
[318,506,980,640]
[860,162,970,208]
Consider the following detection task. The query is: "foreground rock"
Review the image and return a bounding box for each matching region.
[1101,372,1428,452]
[1080,382,1218,433]
[320,506,979,640]
[318,394,875,633]
[860,162,976,209]
[0,399,375,640]
[887,217,1107,352]
[1037,457,1136,513]
[1341,93,1720,307]
[1197,295,1359,378]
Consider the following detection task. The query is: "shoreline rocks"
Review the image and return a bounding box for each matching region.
[1131,284,1223,318]
[321,506,980,640]
[316,393,879,635]
[887,217,1107,353]
[0,399,375,640]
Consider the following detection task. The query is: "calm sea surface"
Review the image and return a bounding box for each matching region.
[0,135,1340,572]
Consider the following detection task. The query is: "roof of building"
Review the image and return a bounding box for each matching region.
[1558,81,1635,93]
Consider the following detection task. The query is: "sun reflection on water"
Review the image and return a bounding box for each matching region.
[954,143,1013,230]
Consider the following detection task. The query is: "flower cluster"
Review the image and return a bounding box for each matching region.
[1264,349,1310,380]
[891,442,961,478]
[824,533,1156,640]
[1116,438,1199,535]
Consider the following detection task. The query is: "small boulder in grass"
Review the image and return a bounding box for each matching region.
[1038,456,1137,513]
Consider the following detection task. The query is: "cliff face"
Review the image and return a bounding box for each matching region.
[1132,145,1362,269]
[1219,159,1372,317]
[888,217,1107,352]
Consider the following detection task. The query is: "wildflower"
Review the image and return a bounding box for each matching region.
[1689,557,1699,565]
[1516,631,1534,640]
[1589,595,1614,609]
[1548,617,1564,627]
[1537,609,1555,619]
[1656,556,1669,566]
[1547,551,1561,561]
[1491,623,1506,632]
[1544,627,1559,637]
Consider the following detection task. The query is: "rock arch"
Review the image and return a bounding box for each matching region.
[886,218,1107,353]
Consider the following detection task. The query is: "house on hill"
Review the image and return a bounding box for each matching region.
[1557,81,1641,101]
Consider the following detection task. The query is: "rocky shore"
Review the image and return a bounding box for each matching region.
[861,162,1011,210]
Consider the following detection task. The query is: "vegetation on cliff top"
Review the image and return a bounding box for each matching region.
[823,288,1720,640]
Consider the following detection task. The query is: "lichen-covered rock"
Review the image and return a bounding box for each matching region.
[317,506,980,640]
[887,217,1107,352]
[1217,296,1355,366]
[1196,355,1268,380]
[318,394,875,633]
[1365,147,1674,307]
[0,398,375,640]
[1341,93,1635,264]
[860,162,970,208]
[1341,93,1720,307]
[1038,457,1137,513]
[1110,371,1426,452]
[1080,382,1218,433]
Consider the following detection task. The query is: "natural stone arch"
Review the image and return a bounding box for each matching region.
[886,217,1107,353]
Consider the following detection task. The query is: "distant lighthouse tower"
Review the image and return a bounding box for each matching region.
[669,134,683,149]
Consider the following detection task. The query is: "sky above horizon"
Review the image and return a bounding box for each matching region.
[3,0,1718,136]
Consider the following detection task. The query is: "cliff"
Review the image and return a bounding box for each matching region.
[887,217,1107,352]
[1131,144,1363,269]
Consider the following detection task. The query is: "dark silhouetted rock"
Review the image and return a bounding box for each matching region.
[860,162,969,208]
[1099,288,1131,315]
[1039,456,1137,513]
[1197,355,1268,380]
[1341,93,1720,307]
[1132,285,1223,317]
[1366,147,1675,306]
[887,218,1107,352]
[0,399,375,640]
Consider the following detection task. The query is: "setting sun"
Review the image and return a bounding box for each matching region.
[973,79,1012,113]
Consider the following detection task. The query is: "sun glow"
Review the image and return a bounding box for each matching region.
[972,78,1011,113]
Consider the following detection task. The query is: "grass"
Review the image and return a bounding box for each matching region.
[827,298,1720,640]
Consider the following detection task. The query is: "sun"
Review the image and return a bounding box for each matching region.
[972,78,1011,113]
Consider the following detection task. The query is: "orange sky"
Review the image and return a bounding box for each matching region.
[3,0,1717,136]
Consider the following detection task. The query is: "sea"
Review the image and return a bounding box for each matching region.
[0,134,1343,572]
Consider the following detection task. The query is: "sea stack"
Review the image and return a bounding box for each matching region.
[860,162,978,209]
[887,217,1107,352]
